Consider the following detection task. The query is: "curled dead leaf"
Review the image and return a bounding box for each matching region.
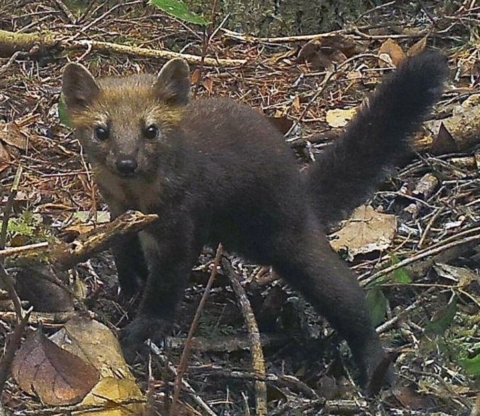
[378,38,406,67]
[12,330,99,405]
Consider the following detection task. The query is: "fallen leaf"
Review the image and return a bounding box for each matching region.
[0,141,11,173]
[366,286,387,327]
[50,316,132,378]
[424,297,457,336]
[326,107,357,128]
[50,317,145,415]
[431,122,456,155]
[0,121,29,150]
[407,36,428,56]
[433,263,478,288]
[190,68,201,84]
[12,330,99,405]
[391,386,436,410]
[297,40,334,70]
[202,78,213,94]
[78,377,144,416]
[378,38,406,67]
[330,205,397,259]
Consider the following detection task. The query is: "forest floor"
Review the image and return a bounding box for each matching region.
[0,1,480,415]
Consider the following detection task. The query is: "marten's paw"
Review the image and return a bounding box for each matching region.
[358,342,397,396]
[120,315,172,362]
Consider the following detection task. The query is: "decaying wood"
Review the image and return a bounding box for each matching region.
[0,29,246,67]
[3,211,157,270]
[414,94,480,154]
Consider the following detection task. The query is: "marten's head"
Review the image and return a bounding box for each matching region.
[62,59,190,180]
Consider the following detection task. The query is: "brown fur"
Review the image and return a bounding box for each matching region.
[62,53,448,394]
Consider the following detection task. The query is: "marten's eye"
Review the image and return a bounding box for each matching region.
[94,126,109,141]
[144,125,158,140]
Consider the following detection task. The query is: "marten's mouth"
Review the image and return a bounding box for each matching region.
[116,171,138,179]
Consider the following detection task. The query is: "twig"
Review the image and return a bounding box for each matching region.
[70,39,246,67]
[0,29,246,67]
[376,295,430,334]
[0,50,23,75]
[8,211,156,269]
[362,232,480,286]
[0,307,32,394]
[221,23,428,44]
[170,243,223,416]
[0,164,22,250]
[0,242,49,258]
[68,0,143,41]
[193,0,219,98]
[286,53,386,138]
[222,258,267,416]
[12,397,146,415]
[0,263,22,322]
[53,0,76,24]
[197,368,319,399]
[150,343,217,416]
[165,333,288,353]
[418,206,445,249]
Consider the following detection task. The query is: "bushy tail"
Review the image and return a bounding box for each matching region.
[309,50,448,226]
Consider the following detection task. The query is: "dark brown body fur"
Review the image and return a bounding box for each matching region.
[62,51,448,392]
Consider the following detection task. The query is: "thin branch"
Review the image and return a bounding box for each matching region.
[170,243,223,416]
[222,258,267,416]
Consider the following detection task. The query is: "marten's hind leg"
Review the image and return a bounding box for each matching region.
[265,222,392,390]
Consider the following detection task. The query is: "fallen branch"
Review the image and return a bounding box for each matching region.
[4,210,158,270]
[416,94,480,153]
[222,258,267,416]
[0,29,246,67]
[170,244,223,416]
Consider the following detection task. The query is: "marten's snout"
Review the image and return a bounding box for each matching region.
[115,156,138,176]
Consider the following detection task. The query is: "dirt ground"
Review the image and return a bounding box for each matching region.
[0,1,480,415]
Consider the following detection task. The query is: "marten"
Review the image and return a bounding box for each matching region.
[61,50,448,393]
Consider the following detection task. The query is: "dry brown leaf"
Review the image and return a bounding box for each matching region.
[0,122,29,150]
[391,386,435,410]
[407,36,428,56]
[0,141,11,173]
[431,122,456,155]
[292,94,301,112]
[326,107,357,128]
[50,316,132,378]
[202,78,214,94]
[433,263,478,288]
[297,41,334,70]
[190,68,201,84]
[330,205,397,259]
[12,330,99,405]
[266,46,299,64]
[378,38,406,67]
[50,317,145,415]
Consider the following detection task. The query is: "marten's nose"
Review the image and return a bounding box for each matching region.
[116,157,138,175]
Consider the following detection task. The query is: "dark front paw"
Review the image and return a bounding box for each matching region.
[120,315,172,362]
[361,344,396,396]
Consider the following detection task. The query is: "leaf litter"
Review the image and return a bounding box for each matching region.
[0,1,480,415]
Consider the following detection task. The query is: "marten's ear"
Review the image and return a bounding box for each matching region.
[154,58,190,106]
[62,63,100,111]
